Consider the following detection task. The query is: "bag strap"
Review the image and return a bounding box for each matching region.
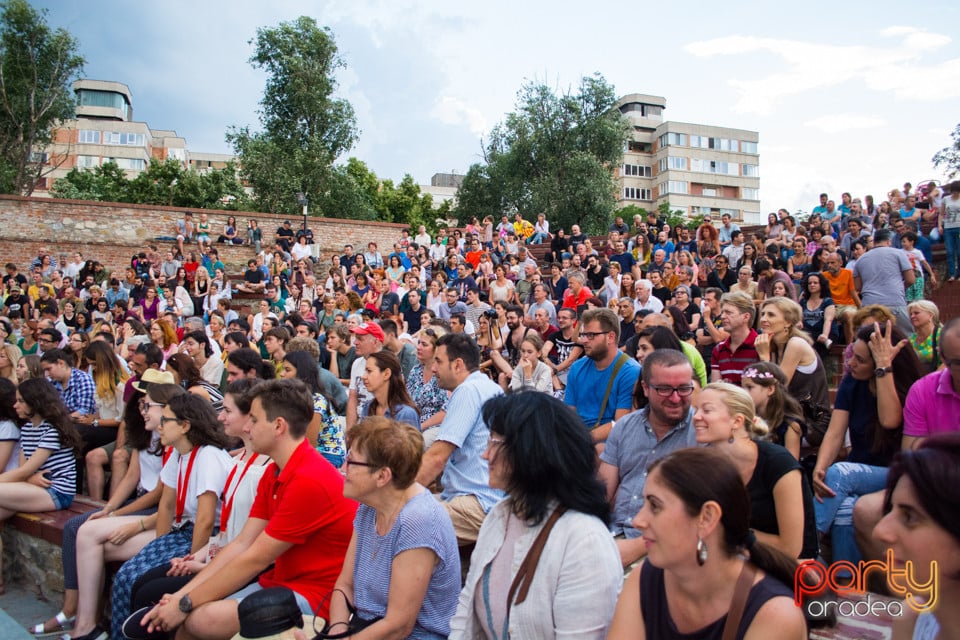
[932,325,941,369]
[507,505,568,608]
[721,561,757,640]
[595,353,628,428]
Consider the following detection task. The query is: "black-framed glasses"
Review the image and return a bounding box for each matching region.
[344,454,378,469]
[649,385,696,398]
[139,400,163,412]
[579,331,609,340]
[160,416,181,425]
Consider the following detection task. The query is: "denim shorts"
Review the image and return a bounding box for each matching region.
[47,488,74,510]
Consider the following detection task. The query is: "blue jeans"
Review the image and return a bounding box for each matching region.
[815,462,888,564]
[528,232,548,245]
[945,227,960,278]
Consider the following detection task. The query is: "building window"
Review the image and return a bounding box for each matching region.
[107,157,146,171]
[76,155,100,168]
[658,132,687,147]
[661,181,688,195]
[623,163,652,177]
[168,148,186,161]
[78,130,100,144]
[742,164,759,177]
[623,187,652,200]
[702,187,717,197]
[720,208,739,219]
[691,159,739,175]
[668,156,686,170]
[78,89,130,119]
[742,187,759,200]
[29,152,48,164]
[741,141,758,154]
[690,136,737,151]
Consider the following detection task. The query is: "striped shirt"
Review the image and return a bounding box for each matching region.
[21,421,76,495]
[711,329,760,385]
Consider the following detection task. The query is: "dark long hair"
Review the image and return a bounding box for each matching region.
[482,393,609,526]
[166,393,230,449]
[648,448,797,589]
[166,353,202,388]
[0,378,18,424]
[883,432,960,577]
[17,378,83,454]
[855,323,922,457]
[364,350,418,418]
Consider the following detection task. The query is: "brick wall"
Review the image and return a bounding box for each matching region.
[0,195,410,275]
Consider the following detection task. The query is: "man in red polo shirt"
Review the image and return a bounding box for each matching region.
[562,272,592,310]
[710,291,759,385]
[142,379,356,639]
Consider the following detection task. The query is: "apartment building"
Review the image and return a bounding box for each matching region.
[35,79,230,193]
[616,94,761,224]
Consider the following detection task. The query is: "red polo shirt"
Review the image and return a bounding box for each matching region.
[250,440,357,615]
[711,329,760,385]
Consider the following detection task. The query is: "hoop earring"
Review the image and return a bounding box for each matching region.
[696,536,708,566]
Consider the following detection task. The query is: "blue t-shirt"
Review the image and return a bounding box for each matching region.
[564,354,641,431]
[352,491,460,639]
[833,374,893,467]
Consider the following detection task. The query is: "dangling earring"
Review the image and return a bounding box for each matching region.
[696,536,708,566]
[728,428,736,444]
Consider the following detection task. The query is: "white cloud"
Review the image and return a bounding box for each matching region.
[804,114,887,134]
[684,29,960,115]
[430,96,488,137]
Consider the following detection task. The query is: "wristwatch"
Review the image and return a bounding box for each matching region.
[92,419,99,428]
[874,366,892,378]
[178,594,193,614]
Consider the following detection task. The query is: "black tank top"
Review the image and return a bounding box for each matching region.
[640,561,794,639]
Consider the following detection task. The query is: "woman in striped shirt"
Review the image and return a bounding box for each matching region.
[0,378,82,593]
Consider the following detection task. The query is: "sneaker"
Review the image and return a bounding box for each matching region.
[121,607,166,640]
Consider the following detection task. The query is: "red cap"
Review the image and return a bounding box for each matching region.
[349,322,385,342]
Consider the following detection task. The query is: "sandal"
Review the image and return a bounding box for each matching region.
[31,611,75,636]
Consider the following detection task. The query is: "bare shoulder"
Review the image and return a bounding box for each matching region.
[744,593,806,640]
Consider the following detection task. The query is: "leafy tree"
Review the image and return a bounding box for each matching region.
[455,73,629,235]
[0,0,84,195]
[227,16,358,216]
[50,158,247,209]
[932,123,960,180]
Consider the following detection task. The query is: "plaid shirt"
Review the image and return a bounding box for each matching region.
[53,367,97,415]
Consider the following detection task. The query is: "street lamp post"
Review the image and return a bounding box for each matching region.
[296,192,308,234]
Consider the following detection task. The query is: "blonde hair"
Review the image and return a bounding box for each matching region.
[906,300,940,327]
[702,382,769,438]
[1,343,22,383]
[760,297,811,345]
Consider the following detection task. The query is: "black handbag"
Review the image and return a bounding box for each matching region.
[313,589,383,639]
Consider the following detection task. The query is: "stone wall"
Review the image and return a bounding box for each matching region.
[1,527,64,599]
[0,195,409,275]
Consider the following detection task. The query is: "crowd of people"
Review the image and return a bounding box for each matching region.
[0,181,957,639]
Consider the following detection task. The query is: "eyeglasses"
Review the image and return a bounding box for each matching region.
[139,400,163,412]
[344,454,378,469]
[159,416,181,425]
[579,331,610,340]
[487,437,505,449]
[649,385,696,397]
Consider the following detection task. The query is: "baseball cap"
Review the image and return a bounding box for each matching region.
[133,369,176,393]
[349,322,385,342]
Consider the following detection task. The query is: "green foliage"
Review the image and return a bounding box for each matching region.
[226,16,358,215]
[932,123,960,180]
[50,158,247,209]
[455,73,629,235]
[0,0,84,195]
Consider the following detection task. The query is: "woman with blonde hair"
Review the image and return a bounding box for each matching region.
[80,340,130,499]
[16,354,42,383]
[692,382,818,558]
[0,343,22,385]
[755,297,831,443]
[907,299,942,375]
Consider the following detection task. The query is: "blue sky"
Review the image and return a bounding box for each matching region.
[34,0,960,216]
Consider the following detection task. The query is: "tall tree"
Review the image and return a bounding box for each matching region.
[227,16,358,216]
[456,73,629,234]
[932,123,960,180]
[0,0,84,195]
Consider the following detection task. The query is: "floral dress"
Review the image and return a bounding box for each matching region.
[313,393,346,468]
[405,362,448,425]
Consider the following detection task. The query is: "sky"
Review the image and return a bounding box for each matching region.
[32,0,960,217]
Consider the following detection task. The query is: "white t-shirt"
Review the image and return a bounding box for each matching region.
[291,243,311,261]
[349,356,372,412]
[0,419,21,473]
[223,451,272,542]
[160,445,233,526]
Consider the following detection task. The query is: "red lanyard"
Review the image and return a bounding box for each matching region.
[162,446,173,466]
[175,447,201,524]
[219,452,259,532]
